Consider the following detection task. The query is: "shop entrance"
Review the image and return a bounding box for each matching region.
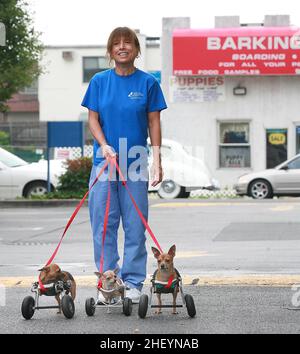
[266,129,287,168]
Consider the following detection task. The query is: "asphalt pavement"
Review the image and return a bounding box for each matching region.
[1,286,299,334]
[1,197,300,333]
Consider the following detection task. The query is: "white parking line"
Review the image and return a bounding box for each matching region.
[0,227,44,231]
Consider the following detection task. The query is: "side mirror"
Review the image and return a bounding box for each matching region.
[280,165,289,171]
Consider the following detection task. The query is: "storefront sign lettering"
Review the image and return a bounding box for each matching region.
[169,76,225,103]
[268,133,286,145]
[173,27,300,76]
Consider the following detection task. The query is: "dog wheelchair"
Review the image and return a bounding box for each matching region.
[138,269,196,318]
[21,280,75,320]
[85,279,133,317]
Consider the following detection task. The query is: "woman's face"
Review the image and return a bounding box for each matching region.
[110,36,138,66]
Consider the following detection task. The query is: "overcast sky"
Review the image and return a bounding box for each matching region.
[26,0,300,45]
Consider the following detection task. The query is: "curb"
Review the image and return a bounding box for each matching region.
[2,274,300,288]
[1,197,300,208]
[0,199,88,208]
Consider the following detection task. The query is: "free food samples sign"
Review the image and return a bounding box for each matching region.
[173,27,300,76]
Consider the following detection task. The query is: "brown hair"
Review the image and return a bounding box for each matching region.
[106,27,141,63]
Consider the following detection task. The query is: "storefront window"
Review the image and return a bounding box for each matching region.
[219,122,250,168]
[266,129,287,168]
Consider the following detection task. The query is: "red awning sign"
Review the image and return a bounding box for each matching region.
[173,27,300,76]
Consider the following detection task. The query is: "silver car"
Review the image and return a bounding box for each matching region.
[234,154,300,199]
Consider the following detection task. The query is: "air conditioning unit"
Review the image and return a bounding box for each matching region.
[62,51,73,60]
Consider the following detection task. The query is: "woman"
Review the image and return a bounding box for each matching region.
[81,27,167,303]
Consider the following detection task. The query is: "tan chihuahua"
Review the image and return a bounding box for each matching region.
[38,263,76,314]
[95,269,125,304]
[152,245,179,315]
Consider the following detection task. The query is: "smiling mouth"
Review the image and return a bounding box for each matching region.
[118,52,129,57]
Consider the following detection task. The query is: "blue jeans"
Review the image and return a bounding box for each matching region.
[88,163,148,290]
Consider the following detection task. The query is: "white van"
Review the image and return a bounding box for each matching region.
[148,139,219,199]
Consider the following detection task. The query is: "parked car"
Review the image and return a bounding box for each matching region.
[148,138,219,198]
[0,147,65,199]
[234,154,300,199]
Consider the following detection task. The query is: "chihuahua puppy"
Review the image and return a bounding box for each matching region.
[152,245,179,315]
[94,269,124,304]
[38,263,76,314]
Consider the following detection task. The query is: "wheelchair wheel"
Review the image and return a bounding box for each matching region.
[138,294,148,319]
[85,297,96,317]
[123,297,133,316]
[21,296,35,320]
[185,294,196,318]
[61,295,75,319]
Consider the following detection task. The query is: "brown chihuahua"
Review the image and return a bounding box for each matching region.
[152,245,179,315]
[94,269,125,304]
[38,263,76,314]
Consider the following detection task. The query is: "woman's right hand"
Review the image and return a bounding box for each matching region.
[102,144,117,161]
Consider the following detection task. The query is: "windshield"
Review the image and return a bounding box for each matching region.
[0,148,28,168]
[275,155,300,170]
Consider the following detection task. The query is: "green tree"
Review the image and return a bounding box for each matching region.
[0,0,43,112]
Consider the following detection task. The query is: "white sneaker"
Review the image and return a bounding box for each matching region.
[97,292,108,305]
[126,288,141,304]
[97,292,119,305]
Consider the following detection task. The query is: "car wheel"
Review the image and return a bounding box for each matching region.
[249,179,273,199]
[24,181,49,198]
[158,180,189,199]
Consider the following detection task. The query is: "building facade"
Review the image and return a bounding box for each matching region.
[161,15,300,188]
[4,18,300,188]
[38,33,161,122]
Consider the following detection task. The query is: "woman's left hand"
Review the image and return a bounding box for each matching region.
[151,164,163,187]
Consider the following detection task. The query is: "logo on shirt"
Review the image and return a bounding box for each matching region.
[128,91,144,99]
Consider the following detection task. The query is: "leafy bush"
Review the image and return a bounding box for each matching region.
[0,131,9,146]
[56,157,92,197]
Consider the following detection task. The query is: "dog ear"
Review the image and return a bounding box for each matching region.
[151,247,161,259]
[55,265,61,273]
[113,268,119,275]
[168,245,176,257]
[94,272,102,278]
[38,266,49,273]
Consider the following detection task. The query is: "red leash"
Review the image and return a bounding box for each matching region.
[113,158,163,254]
[97,162,114,289]
[97,158,163,288]
[38,160,109,293]
[38,156,164,292]
[165,275,174,289]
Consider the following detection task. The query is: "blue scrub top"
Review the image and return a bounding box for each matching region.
[81,68,167,166]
